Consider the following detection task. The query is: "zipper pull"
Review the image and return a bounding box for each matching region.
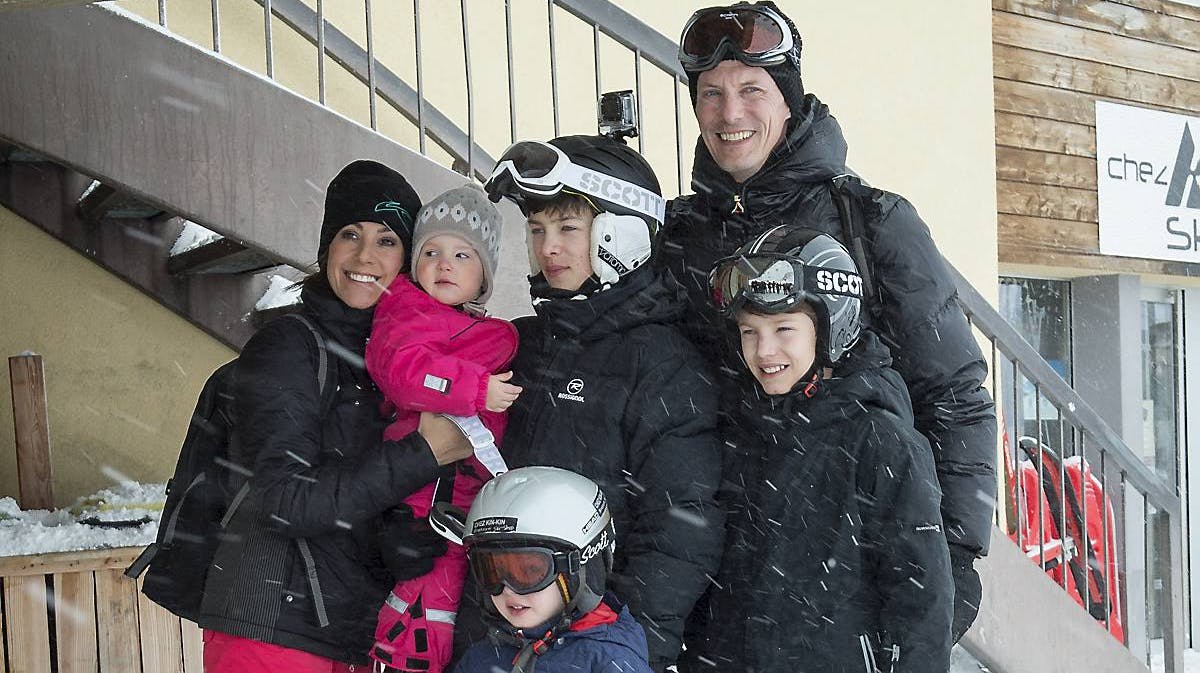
[731,194,745,214]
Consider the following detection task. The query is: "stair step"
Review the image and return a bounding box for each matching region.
[0,143,47,163]
[77,181,164,221]
[252,273,304,327]
[168,237,279,276]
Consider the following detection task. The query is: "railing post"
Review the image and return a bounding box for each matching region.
[9,352,55,510]
[1157,509,1184,673]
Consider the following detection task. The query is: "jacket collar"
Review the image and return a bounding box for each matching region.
[300,282,375,356]
[691,92,849,222]
[530,268,685,342]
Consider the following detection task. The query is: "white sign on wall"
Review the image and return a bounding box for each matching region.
[1096,101,1200,262]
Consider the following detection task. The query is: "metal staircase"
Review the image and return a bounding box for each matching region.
[0,3,1183,672]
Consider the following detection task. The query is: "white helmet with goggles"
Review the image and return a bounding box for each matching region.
[484,135,665,286]
[433,466,616,627]
[710,226,863,366]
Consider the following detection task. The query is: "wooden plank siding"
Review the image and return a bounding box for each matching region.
[992,2,1200,275]
[2,548,204,672]
[55,572,99,673]
[3,576,52,673]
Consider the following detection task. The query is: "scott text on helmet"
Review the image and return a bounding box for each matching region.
[815,269,863,297]
[577,170,666,220]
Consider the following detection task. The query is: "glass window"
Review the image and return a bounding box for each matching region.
[1141,292,1179,487]
[998,277,1072,443]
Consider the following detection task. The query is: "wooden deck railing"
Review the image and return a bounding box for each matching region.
[0,546,201,672]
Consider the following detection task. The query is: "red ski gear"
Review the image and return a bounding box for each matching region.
[202,630,359,673]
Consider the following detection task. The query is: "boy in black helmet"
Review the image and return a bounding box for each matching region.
[462,135,724,672]
[682,226,952,673]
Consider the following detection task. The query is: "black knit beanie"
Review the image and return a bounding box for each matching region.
[318,160,421,267]
[684,2,805,116]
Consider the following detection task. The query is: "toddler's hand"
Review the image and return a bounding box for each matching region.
[486,371,522,412]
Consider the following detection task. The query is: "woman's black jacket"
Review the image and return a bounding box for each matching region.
[197,285,442,664]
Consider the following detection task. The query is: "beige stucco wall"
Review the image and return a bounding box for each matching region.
[116,0,998,302]
[11,1,995,505]
[0,208,235,506]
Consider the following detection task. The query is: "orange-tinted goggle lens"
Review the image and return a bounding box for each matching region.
[471,547,558,596]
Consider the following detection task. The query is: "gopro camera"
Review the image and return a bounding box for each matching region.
[598,90,638,142]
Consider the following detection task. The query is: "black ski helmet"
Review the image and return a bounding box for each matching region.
[547,135,663,232]
[711,226,863,366]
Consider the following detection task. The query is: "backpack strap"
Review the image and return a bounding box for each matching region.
[283,313,336,415]
[278,313,337,628]
[829,175,880,318]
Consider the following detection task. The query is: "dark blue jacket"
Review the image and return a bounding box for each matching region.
[455,603,654,673]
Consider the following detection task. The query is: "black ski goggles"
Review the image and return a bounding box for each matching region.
[679,3,797,73]
[709,253,863,316]
[484,140,665,224]
[470,545,575,597]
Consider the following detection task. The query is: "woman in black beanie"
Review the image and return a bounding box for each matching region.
[198,160,473,672]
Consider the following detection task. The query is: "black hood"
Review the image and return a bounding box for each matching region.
[691,93,848,220]
[530,268,686,343]
[735,330,911,431]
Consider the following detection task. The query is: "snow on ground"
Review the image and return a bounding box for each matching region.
[0,481,164,557]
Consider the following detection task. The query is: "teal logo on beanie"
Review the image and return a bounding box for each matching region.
[375,200,414,229]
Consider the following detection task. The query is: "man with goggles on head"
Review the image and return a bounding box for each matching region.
[682,226,952,673]
[659,1,996,642]
[459,135,722,673]
[442,466,653,673]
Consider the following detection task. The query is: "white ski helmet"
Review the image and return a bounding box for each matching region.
[463,466,616,621]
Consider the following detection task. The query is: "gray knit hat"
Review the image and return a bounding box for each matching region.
[413,183,503,304]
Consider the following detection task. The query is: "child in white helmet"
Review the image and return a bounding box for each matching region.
[438,466,653,673]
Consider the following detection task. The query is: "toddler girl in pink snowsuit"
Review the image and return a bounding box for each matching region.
[365,184,520,673]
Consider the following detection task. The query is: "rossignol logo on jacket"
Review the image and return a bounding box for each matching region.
[557,378,585,403]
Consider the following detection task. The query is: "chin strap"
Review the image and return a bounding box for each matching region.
[494,617,572,673]
[800,366,823,398]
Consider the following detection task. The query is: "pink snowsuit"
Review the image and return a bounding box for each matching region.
[364,275,517,673]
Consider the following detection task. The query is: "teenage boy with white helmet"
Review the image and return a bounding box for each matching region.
[467,134,723,672]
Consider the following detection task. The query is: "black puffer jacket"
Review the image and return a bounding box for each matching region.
[456,269,724,671]
[198,285,442,664]
[682,332,952,673]
[659,93,996,559]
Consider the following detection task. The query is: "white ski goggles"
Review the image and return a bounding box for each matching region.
[485,141,666,225]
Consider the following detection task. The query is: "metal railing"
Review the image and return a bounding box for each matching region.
[954,267,1183,673]
[108,1,1185,670]
[132,0,690,191]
